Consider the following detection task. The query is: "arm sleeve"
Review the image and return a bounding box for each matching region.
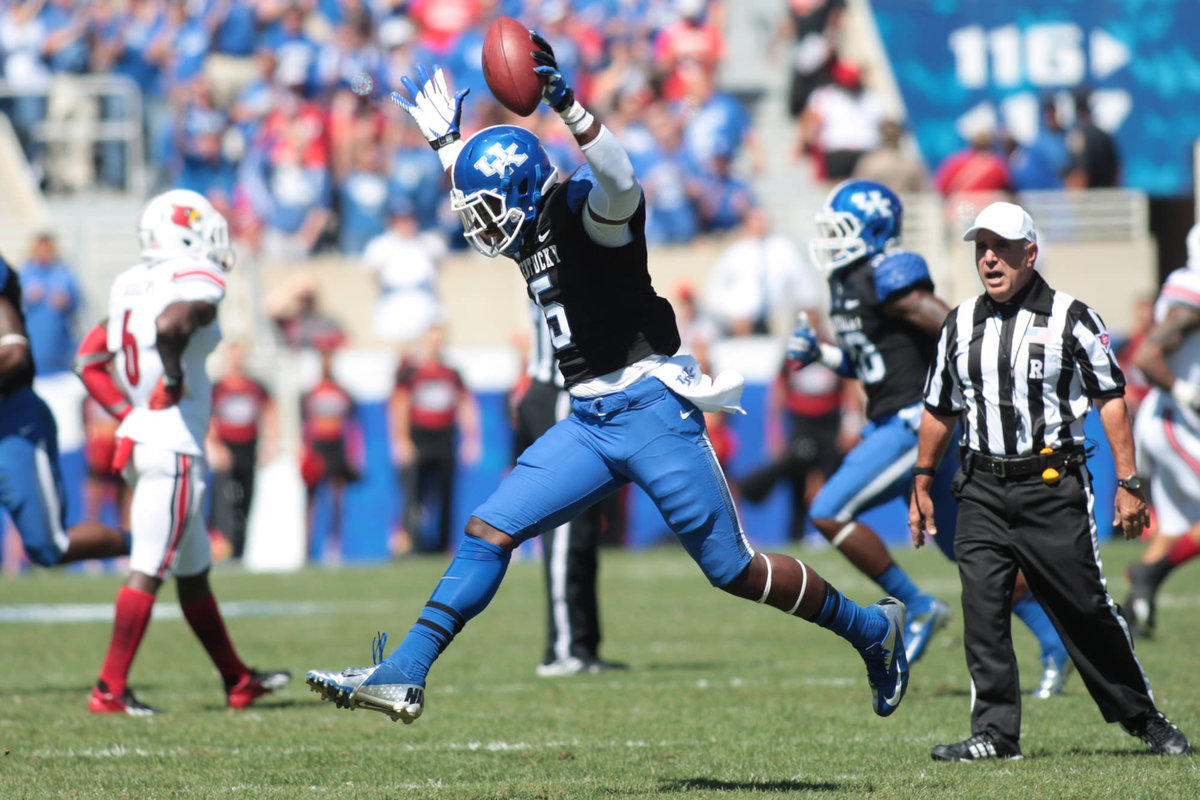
[579,125,643,247]
[74,322,131,420]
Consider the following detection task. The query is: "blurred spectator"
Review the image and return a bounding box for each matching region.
[852,119,927,193]
[693,154,756,234]
[384,121,447,232]
[267,277,347,351]
[206,340,279,562]
[932,119,1012,197]
[1002,131,1062,192]
[335,139,390,254]
[676,60,761,179]
[654,0,725,102]
[300,344,363,563]
[205,0,265,108]
[408,0,483,57]
[1030,94,1070,182]
[362,201,447,345]
[245,125,333,262]
[626,102,700,245]
[0,0,52,164]
[174,77,238,212]
[1065,87,1120,189]
[259,2,319,98]
[703,207,812,337]
[328,87,387,180]
[773,0,843,120]
[797,60,886,182]
[19,231,79,375]
[739,350,850,542]
[390,324,480,555]
[312,8,382,99]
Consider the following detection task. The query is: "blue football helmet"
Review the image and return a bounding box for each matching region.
[809,179,903,273]
[450,125,558,258]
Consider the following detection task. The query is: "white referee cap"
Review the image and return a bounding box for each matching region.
[962,202,1038,244]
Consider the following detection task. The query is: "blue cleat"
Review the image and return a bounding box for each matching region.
[904,595,951,664]
[859,597,908,717]
[305,633,425,724]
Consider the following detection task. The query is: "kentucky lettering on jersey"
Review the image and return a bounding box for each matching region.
[518,243,561,281]
[829,252,935,421]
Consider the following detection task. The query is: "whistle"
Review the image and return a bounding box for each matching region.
[1040,447,1060,485]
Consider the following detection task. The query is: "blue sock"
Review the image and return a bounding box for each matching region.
[374,535,512,686]
[1012,594,1065,660]
[813,584,885,650]
[877,564,923,608]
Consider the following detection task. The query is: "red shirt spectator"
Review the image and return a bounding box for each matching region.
[934,128,1012,196]
[212,374,271,445]
[394,357,468,432]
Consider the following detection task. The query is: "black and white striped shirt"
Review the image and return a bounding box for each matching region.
[923,272,1125,456]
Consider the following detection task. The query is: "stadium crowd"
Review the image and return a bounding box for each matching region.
[0,0,776,256]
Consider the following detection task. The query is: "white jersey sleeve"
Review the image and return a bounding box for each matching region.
[108,257,225,455]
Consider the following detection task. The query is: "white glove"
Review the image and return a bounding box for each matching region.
[390,65,469,151]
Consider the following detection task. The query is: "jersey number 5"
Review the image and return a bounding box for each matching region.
[529,274,572,350]
[120,309,140,386]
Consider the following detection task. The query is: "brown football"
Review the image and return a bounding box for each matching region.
[482,16,543,117]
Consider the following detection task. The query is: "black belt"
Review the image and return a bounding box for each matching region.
[961,447,1087,479]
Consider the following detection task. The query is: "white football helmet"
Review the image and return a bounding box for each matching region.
[137,189,235,271]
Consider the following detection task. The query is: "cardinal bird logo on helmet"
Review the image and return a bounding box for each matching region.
[170,204,201,229]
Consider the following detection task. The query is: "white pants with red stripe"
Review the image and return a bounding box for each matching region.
[125,443,212,579]
[1135,390,1200,536]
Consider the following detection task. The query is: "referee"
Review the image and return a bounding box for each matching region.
[908,202,1193,760]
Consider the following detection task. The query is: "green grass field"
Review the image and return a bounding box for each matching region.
[1,538,1197,799]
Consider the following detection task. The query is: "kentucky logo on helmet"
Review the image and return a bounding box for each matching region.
[170,204,202,229]
[474,143,528,178]
[850,190,893,218]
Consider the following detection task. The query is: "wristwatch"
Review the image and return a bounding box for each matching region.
[1117,474,1145,491]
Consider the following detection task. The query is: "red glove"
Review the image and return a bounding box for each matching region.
[148,375,184,410]
[112,437,135,472]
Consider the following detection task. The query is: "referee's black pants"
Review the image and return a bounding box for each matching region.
[953,464,1157,743]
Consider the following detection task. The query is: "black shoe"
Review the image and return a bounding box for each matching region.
[931,733,1022,762]
[1123,711,1194,756]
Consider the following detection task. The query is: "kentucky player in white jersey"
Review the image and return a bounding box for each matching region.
[78,189,289,715]
[1124,223,1200,637]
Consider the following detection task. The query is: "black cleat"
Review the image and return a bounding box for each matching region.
[931,733,1022,762]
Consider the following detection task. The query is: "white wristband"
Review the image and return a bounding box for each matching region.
[818,342,846,372]
[437,139,464,173]
[0,333,30,348]
[559,100,594,135]
[1171,379,1200,410]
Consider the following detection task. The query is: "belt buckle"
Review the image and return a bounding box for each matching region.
[990,459,1007,478]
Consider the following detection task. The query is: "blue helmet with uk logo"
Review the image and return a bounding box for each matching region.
[450,125,558,258]
[809,179,904,274]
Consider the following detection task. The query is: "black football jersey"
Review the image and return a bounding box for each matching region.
[513,166,680,388]
[828,255,936,421]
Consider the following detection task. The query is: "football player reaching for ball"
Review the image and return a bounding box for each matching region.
[306,28,910,724]
[78,189,290,715]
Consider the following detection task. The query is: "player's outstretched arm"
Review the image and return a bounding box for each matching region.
[530,29,640,243]
[390,64,469,173]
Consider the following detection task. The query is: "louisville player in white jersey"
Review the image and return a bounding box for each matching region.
[78,189,289,715]
[1124,223,1200,637]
